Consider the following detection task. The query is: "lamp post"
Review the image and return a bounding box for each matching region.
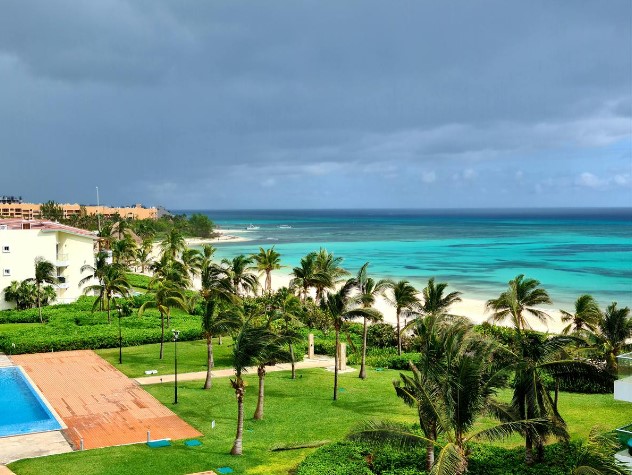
[117,306,123,364]
[173,329,180,404]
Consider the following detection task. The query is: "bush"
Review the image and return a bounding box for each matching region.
[125,273,152,290]
[367,323,398,349]
[347,347,421,370]
[295,442,374,475]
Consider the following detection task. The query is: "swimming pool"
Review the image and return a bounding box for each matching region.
[0,366,62,437]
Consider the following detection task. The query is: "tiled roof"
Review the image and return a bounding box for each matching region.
[0,219,97,238]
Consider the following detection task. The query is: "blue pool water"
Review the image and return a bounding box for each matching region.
[0,367,62,437]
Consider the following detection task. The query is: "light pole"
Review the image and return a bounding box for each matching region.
[117,306,123,364]
[173,329,180,404]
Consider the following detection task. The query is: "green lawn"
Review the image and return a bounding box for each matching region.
[96,338,235,378]
[9,368,632,475]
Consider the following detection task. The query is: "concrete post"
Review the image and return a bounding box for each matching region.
[338,343,347,370]
[308,333,315,359]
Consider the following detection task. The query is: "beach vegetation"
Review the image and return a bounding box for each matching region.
[32,256,58,323]
[252,246,283,292]
[385,280,420,355]
[83,263,131,323]
[221,254,259,297]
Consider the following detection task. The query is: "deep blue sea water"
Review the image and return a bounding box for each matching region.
[176,209,632,308]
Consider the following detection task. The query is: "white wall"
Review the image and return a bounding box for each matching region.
[0,228,95,309]
[614,379,632,404]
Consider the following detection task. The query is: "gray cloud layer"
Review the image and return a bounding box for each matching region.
[0,1,630,209]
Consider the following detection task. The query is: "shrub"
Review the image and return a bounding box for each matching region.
[367,323,398,349]
[295,442,374,475]
[347,347,421,370]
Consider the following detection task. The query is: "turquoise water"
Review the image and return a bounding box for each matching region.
[0,367,62,437]
[178,209,632,308]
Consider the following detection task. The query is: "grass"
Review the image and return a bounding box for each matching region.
[9,368,632,475]
[96,338,235,378]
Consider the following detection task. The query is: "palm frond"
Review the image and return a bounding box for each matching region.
[430,443,466,475]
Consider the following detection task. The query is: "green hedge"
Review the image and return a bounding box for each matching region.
[347,347,421,370]
[296,440,594,475]
[125,273,152,290]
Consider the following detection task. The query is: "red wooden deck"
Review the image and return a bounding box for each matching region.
[12,350,202,450]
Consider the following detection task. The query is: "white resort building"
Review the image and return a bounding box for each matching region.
[615,353,632,469]
[0,219,98,310]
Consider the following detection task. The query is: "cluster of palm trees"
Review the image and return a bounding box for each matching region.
[68,235,632,465]
[3,257,59,321]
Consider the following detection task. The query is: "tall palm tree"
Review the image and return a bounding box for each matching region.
[560,294,602,335]
[354,263,388,379]
[229,321,277,455]
[3,280,36,310]
[290,252,321,302]
[181,248,203,281]
[314,248,348,302]
[270,288,304,379]
[111,235,137,268]
[222,255,259,297]
[199,250,240,389]
[352,319,545,475]
[150,254,191,290]
[386,280,420,355]
[83,264,131,323]
[320,279,380,400]
[590,302,632,373]
[138,281,187,359]
[32,257,58,323]
[160,228,186,260]
[252,247,282,292]
[486,274,552,332]
[421,277,462,315]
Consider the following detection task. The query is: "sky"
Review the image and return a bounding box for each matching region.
[0,1,630,210]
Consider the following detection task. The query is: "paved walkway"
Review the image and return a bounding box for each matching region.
[0,353,12,367]
[135,355,336,385]
[12,350,202,450]
[0,431,72,465]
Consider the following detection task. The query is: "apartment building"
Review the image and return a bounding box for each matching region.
[0,219,98,310]
[0,202,158,220]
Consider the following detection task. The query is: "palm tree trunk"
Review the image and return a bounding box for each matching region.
[203,335,214,389]
[553,379,559,412]
[218,334,223,345]
[159,313,165,360]
[37,283,43,323]
[230,381,244,456]
[265,270,271,292]
[333,327,339,401]
[166,309,170,327]
[359,317,368,379]
[254,365,266,420]
[289,343,296,379]
[396,308,402,356]
[426,441,435,471]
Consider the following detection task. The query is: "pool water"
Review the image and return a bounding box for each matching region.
[0,367,62,437]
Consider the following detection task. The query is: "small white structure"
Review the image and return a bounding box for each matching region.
[614,353,632,469]
[0,219,98,309]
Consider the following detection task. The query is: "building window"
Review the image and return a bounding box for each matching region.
[2,269,10,276]
[2,245,9,253]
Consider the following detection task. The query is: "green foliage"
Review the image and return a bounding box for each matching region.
[347,347,421,370]
[40,200,64,221]
[367,323,398,348]
[188,213,215,238]
[0,296,201,354]
[295,442,374,475]
[125,273,152,290]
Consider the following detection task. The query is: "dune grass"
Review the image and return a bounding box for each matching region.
[96,338,235,378]
[9,367,632,475]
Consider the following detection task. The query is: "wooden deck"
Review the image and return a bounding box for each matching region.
[12,350,202,450]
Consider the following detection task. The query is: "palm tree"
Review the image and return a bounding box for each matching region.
[270,288,304,379]
[421,277,462,315]
[32,257,58,323]
[571,428,629,474]
[199,250,240,389]
[150,254,191,290]
[252,247,282,292]
[222,255,259,297]
[3,280,36,310]
[560,294,602,335]
[135,246,152,274]
[385,280,420,355]
[98,222,115,251]
[83,264,131,323]
[181,248,203,281]
[354,263,388,379]
[111,235,137,268]
[138,281,187,359]
[160,228,186,260]
[486,274,552,332]
[290,252,321,302]
[590,302,632,373]
[229,321,277,455]
[314,248,348,302]
[320,279,380,400]
[352,319,546,475]
[79,251,109,288]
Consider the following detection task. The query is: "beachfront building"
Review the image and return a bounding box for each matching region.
[614,353,632,468]
[0,219,98,310]
[0,202,158,220]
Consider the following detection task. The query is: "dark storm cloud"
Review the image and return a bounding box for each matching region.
[0,1,629,208]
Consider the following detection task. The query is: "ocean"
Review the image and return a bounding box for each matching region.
[175,209,632,309]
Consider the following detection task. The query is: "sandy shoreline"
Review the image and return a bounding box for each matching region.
[146,242,569,335]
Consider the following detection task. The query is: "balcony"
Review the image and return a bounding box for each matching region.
[615,353,632,403]
[56,253,69,267]
[56,276,70,289]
